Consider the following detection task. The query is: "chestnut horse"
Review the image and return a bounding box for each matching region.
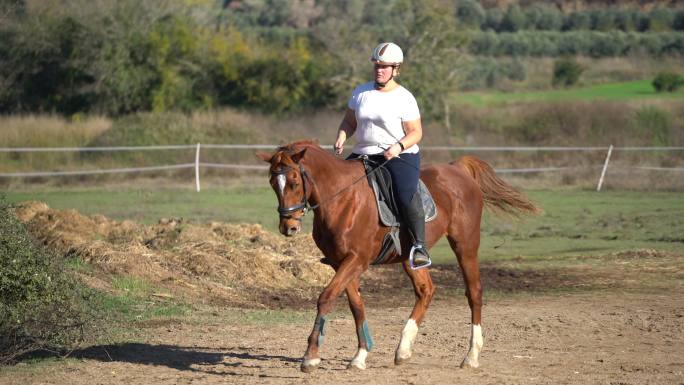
[257,140,538,372]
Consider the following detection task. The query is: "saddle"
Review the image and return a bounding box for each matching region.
[359,157,438,265]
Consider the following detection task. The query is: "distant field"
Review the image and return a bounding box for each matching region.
[5,187,683,264]
[457,80,684,107]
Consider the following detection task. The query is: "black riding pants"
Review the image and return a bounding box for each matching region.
[348,152,421,209]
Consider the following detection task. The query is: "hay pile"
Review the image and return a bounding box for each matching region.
[14,201,333,306]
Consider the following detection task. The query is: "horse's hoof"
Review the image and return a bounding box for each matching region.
[347,361,366,370]
[301,358,321,373]
[394,353,411,365]
[460,358,480,369]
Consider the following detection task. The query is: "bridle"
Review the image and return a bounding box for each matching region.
[271,163,312,221]
[270,152,392,222]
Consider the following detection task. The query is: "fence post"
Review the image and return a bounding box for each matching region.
[596,144,613,192]
[195,143,201,192]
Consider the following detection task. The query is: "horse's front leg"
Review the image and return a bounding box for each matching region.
[345,277,373,370]
[301,258,364,373]
[449,236,484,369]
[395,261,435,365]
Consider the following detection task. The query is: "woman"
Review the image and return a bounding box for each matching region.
[334,42,431,269]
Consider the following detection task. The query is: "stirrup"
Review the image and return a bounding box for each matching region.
[409,244,431,270]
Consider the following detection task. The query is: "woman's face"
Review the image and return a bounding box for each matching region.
[374,63,396,84]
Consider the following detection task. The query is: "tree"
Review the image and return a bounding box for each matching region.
[674,9,684,31]
[500,5,525,32]
[652,72,683,92]
[552,57,584,87]
[531,4,562,31]
[398,0,468,126]
[563,11,590,31]
[454,0,485,29]
[647,7,674,32]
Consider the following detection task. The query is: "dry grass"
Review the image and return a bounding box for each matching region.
[506,56,684,90]
[13,201,333,307]
[0,114,111,147]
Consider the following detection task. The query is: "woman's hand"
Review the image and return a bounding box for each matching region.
[334,136,345,155]
[383,142,402,160]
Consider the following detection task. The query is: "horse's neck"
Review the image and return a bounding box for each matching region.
[301,148,365,205]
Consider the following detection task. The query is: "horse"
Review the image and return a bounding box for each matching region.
[256,139,539,372]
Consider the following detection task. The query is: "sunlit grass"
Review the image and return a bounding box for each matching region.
[5,187,683,266]
[457,80,684,107]
[0,114,111,147]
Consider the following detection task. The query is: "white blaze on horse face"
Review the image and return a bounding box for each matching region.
[396,318,418,362]
[276,174,286,195]
[461,323,484,368]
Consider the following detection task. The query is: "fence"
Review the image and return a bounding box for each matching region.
[1,144,683,191]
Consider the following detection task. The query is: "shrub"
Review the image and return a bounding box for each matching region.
[634,106,671,146]
[0,198,98,365]
[652,72,684,92]
[552,58,584,87]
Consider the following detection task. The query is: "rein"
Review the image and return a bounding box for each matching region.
[272,155,391,220]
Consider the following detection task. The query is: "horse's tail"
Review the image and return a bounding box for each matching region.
[452,156,540,216]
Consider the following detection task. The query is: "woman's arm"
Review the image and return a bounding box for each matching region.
[384,118,422,159]
[335,107,357,155]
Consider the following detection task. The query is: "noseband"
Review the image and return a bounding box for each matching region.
[271,164,311,220]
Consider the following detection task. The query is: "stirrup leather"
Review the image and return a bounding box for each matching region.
[409,244,431,270]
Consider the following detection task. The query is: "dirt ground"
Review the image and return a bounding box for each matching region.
[2,276,683,385]
[2,203,683,384]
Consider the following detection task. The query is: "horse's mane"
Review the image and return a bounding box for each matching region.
[277,139,324,154]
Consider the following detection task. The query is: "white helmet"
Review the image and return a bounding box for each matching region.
[370,42,403,66]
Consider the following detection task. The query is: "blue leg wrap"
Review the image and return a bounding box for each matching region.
[361,320,374,351]
[316,316,327,347]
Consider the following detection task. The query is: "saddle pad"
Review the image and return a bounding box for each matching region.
[370,177,438,227]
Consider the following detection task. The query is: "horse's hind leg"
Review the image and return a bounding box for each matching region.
[346,277,373,370]
[448,235,484,369]
[394,262,435,365]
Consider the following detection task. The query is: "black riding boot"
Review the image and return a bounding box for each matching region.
[402,192,431,269]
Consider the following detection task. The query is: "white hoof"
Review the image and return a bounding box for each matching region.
[301,358,321,373]
[395,319,418,365]
[394,350,412,365]
[348,360,366,370]
[460,323,483,369]
[348,348,368,370]
[460,356,480,369]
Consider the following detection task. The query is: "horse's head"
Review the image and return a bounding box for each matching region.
[257,146,310,237]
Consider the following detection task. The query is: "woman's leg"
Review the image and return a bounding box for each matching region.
[386,153,430,269]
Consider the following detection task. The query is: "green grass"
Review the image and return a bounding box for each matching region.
[111,276,155,298]
[97,293,192,322]
[6,185,279,228]
[98,275,191,322]
[5,187,684,266]
[432,189,684,264]
[457,80,684,107]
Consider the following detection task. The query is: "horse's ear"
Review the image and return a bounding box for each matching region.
[255,151,272,163]
[291,148,307,164]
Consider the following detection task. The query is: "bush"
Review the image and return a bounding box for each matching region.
[0,198,98,364]
[634,106,671,146]
[652,72,684,92]
[552,58,584,87]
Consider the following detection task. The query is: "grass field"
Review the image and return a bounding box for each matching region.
[457,80,684,107]
[5,187,683,265]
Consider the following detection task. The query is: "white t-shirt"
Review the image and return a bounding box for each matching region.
[347,82,421,155]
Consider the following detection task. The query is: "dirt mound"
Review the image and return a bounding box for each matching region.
[14,201,332,307]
